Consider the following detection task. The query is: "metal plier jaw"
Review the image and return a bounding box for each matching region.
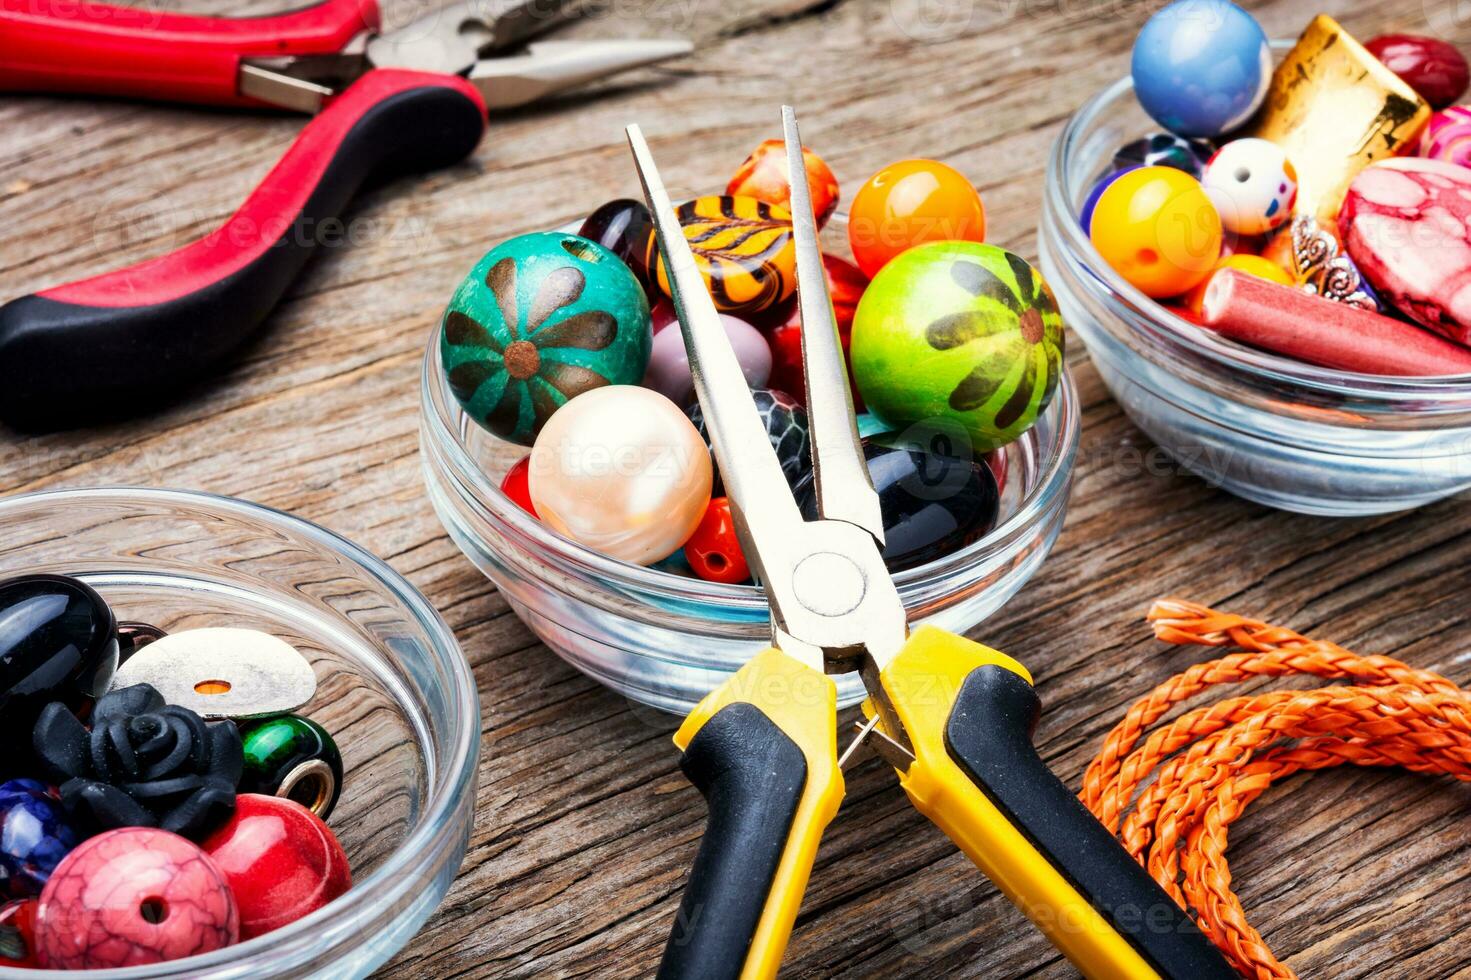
[628,110,915,761]
[243,0,691,112]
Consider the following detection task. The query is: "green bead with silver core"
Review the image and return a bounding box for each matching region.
[238,715,343,820]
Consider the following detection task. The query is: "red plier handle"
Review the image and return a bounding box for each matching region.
[0,0,378,106]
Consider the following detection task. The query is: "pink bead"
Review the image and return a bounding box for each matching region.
[643,314,771,405]
[1420,105,1471,168]
[1340,157,1471,345]
[35,828,238,970]
[528,386,713,565]
[201,795,351,941]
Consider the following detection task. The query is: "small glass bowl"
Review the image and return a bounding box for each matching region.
[0,488,478,980]
[420,217,1079,715]
[1039,62,1471,516]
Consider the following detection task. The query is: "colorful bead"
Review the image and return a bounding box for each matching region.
[1365,34,1470,110]
[848,159,986,279]
[528,386,712,565]
[1090,166,1223,298]
[647,196,797,316]
[33,683,242,842]
[238,715,343,822]
[765,253,868,408]
[200,795,350,941]
[1340,157,1471,345]
[111,628,316,720]
[1419,105,1471,168]
[1182,254,1295,316]
[643,313,770,406]
[442,232,653,446]
[1112,134,1213,178]
[727,139,840,229]
[682,498,750,584]
[1079,166,1138,233]
[1130,0,1270,138]
[1247,14,1430,225]
[0,898,38,967]
[500,456,538,516]
[577,199,657,297]
[686,387,810,492]
[0,574,117,771]
[794,427,1000,572]
[851,242,1065,452]
[35,827,238,969]
[0,780,76,900]
[1202,138,1298,236]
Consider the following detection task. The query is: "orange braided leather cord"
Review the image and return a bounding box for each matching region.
[1080,599,1471,979]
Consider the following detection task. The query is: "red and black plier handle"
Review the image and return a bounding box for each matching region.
[0,0,381,106]
[0,0,489,428]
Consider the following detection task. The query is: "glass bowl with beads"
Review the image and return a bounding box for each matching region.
[420,210,1079,715]
[0,487,478,979]
[1038,49,1471,516]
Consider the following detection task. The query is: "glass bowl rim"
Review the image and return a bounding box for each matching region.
[0,485,479,979]
[1044,53,1471,400]
[421,310,1081,606]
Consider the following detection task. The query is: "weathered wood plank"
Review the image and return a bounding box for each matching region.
[3,0,1468,976]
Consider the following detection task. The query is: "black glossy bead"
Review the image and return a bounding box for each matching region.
[795,431,1000,572]
[686,387,811,493]
[1111,133,1214,178]
[578,199,657,297]
[0,575,117,769]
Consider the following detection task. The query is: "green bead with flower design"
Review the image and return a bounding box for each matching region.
[441,232,652,445]
[850,241,1064,452]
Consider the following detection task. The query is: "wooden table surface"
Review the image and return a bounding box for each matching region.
[5,0,1470,976]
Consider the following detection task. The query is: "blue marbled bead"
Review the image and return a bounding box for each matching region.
[0,779,77,900]
[1131,0,1271,138]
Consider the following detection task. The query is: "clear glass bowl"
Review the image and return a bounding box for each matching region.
[420,217,1079,715]
[1039,64,1471,516]
[0,488,478,980]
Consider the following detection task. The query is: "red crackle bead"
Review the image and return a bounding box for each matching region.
[200,794,351,941]
[1365,34,1470,110]
[767,253,869,408]
[500,456,537,517]
[0,898,38,967]
[34,827,238,969]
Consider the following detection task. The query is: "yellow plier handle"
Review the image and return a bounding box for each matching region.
[658,648,843,980]
[874,627,1236,980]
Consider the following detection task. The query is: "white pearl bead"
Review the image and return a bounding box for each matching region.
[528,386,712,565]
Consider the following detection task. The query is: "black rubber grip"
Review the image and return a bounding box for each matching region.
[0,72,485,430]
[658,702,807,980]
[945,666,1236,980]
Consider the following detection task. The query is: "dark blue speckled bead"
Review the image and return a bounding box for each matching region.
[0,779,77,900]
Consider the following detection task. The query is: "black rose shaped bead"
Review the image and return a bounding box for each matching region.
[32,683,242,841]
[0,575,119,772]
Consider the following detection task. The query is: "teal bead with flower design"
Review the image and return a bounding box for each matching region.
[850,241,1064,452]
[441,232,652,445]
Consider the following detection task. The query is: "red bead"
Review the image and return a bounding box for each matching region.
[0,899,38,968]
[500,456,537,517]
[766,254,868,409]
[985,448,1008,498]
[683,497,750,584]
[1365,34,1470,110]
[35,828,238,969]
[200,794,351,941]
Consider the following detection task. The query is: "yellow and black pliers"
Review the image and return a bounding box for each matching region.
[626,110,1237,980]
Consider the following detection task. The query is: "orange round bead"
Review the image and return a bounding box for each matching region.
[1089,166,1223,298]
[727,139,840,228]
[847,159,986,279]
[1182,253,1295,315]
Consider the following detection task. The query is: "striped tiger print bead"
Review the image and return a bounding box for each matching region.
[646,195,797,316]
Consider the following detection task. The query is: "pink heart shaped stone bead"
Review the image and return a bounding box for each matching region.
[1339,157,1471,345]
